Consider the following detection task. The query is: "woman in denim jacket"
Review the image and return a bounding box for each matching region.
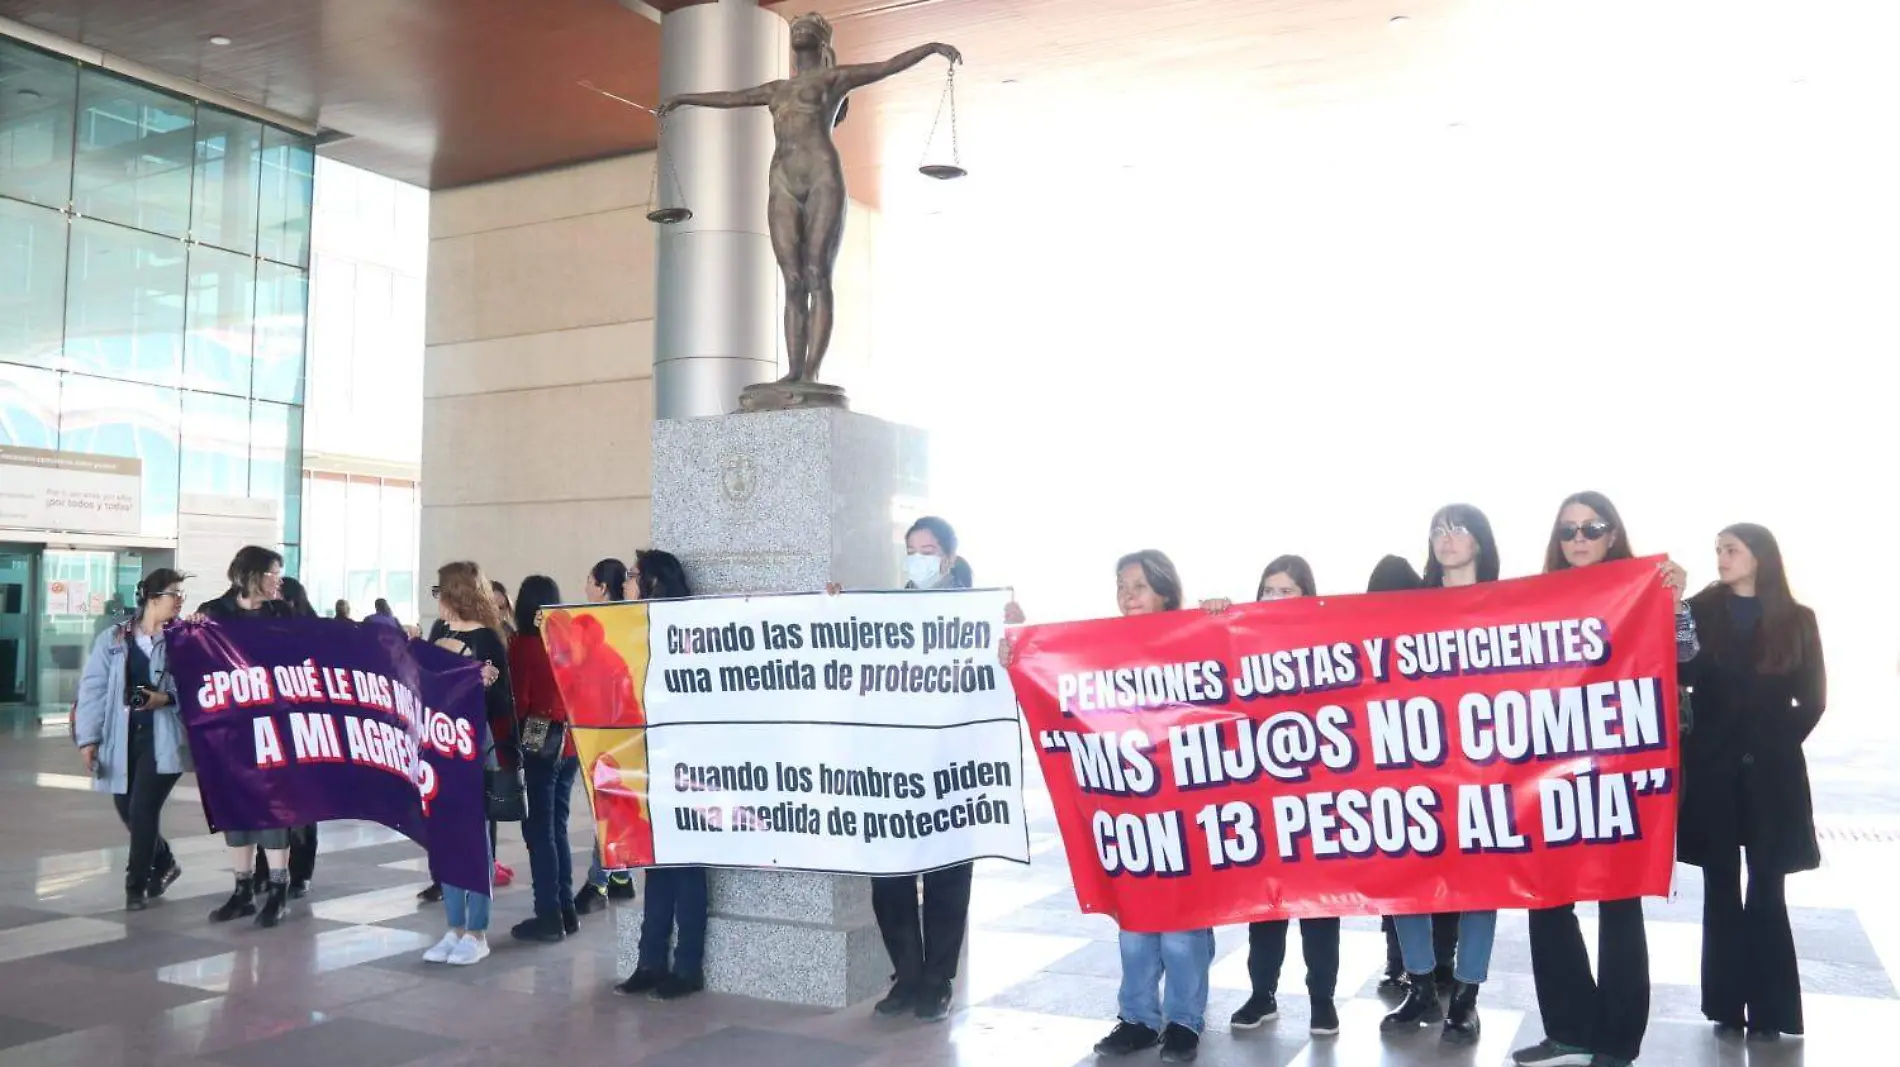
[74,568,191,910]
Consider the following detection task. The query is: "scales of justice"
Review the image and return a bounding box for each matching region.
[585,13,964,413]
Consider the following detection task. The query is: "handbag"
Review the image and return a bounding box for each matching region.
[518,715,567,762]
[485,753,527,821]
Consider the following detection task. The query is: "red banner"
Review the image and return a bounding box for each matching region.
[1008,557,1680,933]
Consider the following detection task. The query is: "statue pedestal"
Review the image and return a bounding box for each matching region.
[629,407,928,1008]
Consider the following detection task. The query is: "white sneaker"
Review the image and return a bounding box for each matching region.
[422,931,461,963]
[446,934,490,966]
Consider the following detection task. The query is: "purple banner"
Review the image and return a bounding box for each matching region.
[169,618,492,894]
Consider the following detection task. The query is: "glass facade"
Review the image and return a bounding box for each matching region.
[299,472,418,623]
[0,36,312,549]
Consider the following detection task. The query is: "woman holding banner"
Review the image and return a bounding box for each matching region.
[1512,492,1694,1067]
[421,561,513,967]
[615,549,712,1001]
[1676,524,1824,1041]
[199,546,300,929]
[1383,505,1502,1043]
[75,567,190,911]
[574,557,638,915]
[1206,556,1343,1038]
[1091,550,1216,1064]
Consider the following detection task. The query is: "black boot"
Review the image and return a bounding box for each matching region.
[562,907,580,935]
[1442,981,1481,1044]
[256,879,289,928]
[126,887,148,912]
[1379,974,1443,1032]
[210,878,257,923]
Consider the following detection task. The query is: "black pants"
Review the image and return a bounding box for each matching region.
[872,863,974,991]
[639,867,709,976]
[113,715,179,892]
[1382,912,1458,976]
[1529,898,1649,1060]
[1701,850,1802,1034]
[1247,918,1340,999]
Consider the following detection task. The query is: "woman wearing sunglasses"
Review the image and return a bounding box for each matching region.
[1383,504,1501,1044]
[1512,491,1694,1067]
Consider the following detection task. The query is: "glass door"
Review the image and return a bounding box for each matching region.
[0,546,34,707]
[35,549,146,715]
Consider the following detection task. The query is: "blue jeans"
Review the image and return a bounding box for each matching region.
[523,753,580,918]
[1393,910,1496,983]
[638,866,709,976]
[1118,928,1215,1033]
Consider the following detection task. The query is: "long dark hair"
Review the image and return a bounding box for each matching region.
[514,575,562,637]
[1115,550,1183,611]
[1421,503,1500,587]
[635,549,693,600]
[1543,491,1635,573]
[1692,523,1809,674]
[1255,555,1315,600]
[590,558,629,601]
[279,577,317,618]
[1367,555,1421,594]
[907,515,973,588]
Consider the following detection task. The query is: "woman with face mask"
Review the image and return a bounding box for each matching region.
[1382,505,1502,1044]
[1676,524,1824,1040]
[864,517,977,1023]
[74,568,191,911]
[1512,492,1693,1067]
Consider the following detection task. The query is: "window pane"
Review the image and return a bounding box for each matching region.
[0,362,59,447]
[73,68,193,238]
[257,126,313,267]
[0,197,68,368]
[179,390,249,496]
[64,217,185,386]
[57,373,181,538]
[183,244,254,396]
[304,471,347,614]
[345,478,379,582]
[0,42,79,209]
[253,260,306,403]
[250,399,303,545]
[191,106,261,255]
[381,481,418,621]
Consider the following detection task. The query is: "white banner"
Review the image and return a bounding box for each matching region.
[550,588,1030,875]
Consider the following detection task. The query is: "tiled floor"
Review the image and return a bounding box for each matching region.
[3,710,1898,1066]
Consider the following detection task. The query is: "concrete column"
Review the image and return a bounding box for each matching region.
[653,0,788,418]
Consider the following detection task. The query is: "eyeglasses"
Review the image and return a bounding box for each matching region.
[153,591,183,601]
[429,586,441,599]
[1558,520,1613,543]
[1431,523,1471,541]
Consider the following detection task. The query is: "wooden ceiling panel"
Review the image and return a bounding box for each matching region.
[0,0,665,188]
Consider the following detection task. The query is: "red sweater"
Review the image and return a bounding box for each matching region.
[509,633,575,758]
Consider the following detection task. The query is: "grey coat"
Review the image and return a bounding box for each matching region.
[73,623,188,795]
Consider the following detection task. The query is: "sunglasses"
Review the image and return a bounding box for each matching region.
[1558,520,1613,543]
[1431,523,1471,541]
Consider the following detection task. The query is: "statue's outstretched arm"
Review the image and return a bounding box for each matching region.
[658,83,777,114]
[834,43,960,92]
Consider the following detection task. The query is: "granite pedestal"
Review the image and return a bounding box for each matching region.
[618,407,928,1008]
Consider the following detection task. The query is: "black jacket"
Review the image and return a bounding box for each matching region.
[195,591,294,620]
[1676,591,1826,875]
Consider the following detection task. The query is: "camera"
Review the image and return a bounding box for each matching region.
[130,687,153,711]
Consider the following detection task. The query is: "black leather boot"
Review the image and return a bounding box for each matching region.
[210,879,256,922]
[1442,980,1481,1044]
[255,880,289,928]
[1379,974,1443,1031]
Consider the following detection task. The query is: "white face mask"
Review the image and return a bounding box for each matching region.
[904,553,944,589]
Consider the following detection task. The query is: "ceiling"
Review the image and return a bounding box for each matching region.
[0,0,670,189]
[0,0,1458,191]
